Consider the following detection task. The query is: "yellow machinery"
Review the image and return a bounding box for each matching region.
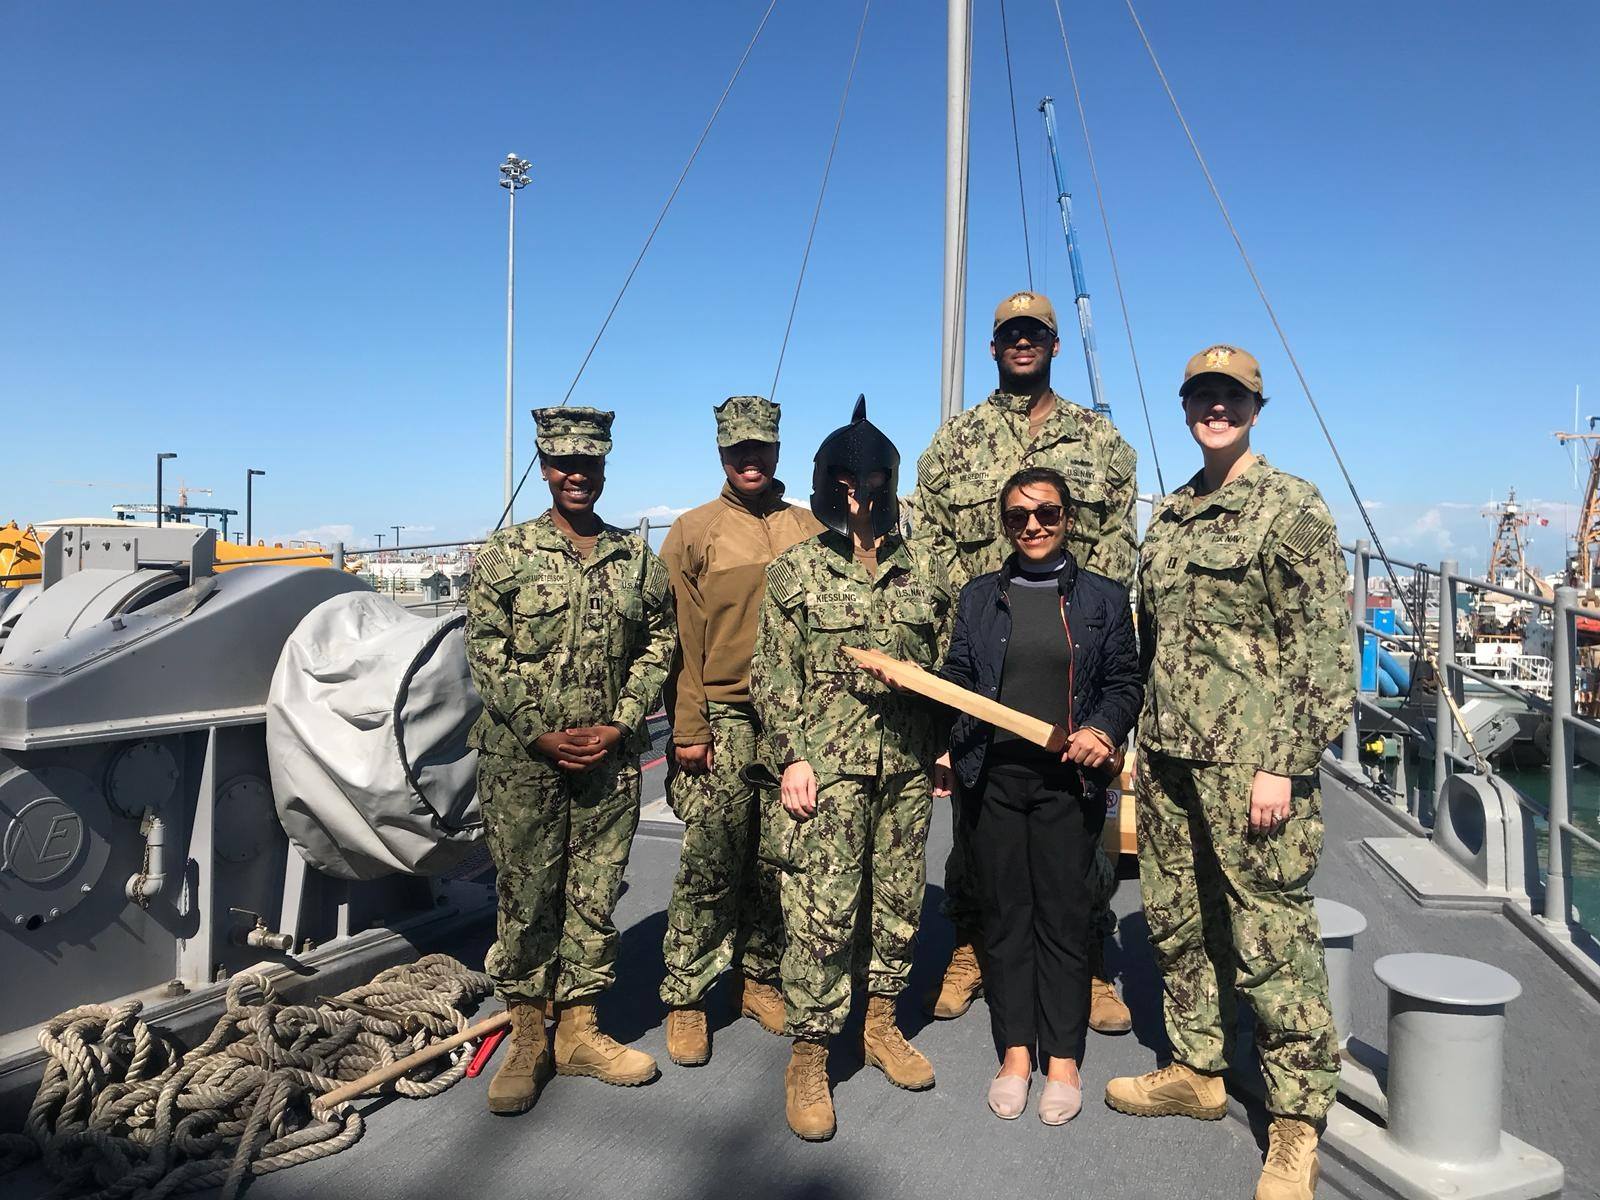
[3,520,342,585]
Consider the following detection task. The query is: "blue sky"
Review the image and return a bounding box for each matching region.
[3,1,1596,572]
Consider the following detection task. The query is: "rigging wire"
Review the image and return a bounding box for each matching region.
[1120,0,1485,765]
[998,0,1034,290]
[492,0,781,532]
[771,0,872,402]
[1050,0,1163,494]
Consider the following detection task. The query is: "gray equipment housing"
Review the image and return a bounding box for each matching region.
[0,525,479,1044]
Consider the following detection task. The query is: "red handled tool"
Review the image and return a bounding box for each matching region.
[466,1025,510,1077]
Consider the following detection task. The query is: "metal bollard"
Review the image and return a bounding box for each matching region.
[1373,952,1520,1166]
[1314,898,1366,1048]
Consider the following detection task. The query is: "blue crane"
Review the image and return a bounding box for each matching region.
[1038,96,1109,418]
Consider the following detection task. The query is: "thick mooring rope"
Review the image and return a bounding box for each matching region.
[0,953,493,1200]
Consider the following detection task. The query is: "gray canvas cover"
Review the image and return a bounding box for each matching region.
[267,592,483,880]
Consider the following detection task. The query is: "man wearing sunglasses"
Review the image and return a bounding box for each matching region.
[910,290,1138,1035]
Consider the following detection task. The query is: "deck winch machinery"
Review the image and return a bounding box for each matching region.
[0,524,486,1046]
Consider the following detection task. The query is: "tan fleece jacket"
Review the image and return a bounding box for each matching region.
[661,481,824,745]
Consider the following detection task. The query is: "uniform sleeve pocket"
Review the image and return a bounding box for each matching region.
[614,590,645,622]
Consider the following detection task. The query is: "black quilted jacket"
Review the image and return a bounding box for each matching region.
[938,551,1143,791]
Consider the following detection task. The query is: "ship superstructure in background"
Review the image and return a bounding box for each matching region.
[1457,489,1555,697]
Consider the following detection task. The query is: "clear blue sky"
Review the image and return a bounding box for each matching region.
[3,1,1596,572]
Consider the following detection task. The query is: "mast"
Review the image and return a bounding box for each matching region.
[940,0,971,422]
[1482,488,1541,591]
[1556,422,1600,589]
[1038,96,1110,418]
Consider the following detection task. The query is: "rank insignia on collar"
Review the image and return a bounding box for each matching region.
[476,543,513,587]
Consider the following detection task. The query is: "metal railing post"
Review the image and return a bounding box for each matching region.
[1434,560,1458,812]
[1545,586,1576,928]
[1343,539,1368,767]
[332,541,345,571]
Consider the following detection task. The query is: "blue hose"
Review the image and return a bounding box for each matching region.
[1377,647,1411,692]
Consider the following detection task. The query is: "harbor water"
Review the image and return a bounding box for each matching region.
[1502,762,1600,925]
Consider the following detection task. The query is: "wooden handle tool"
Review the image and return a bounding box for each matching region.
[844,646,1068,752]
[315,1009,513,1111]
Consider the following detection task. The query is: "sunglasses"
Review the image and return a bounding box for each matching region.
[994,323,1056,347]
[1001,503,1065,534]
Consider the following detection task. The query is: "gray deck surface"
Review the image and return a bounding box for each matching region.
[15,765,1593,1199]
[244,765,1600,1200]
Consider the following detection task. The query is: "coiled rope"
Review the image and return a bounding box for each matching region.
[0,953,493,1200]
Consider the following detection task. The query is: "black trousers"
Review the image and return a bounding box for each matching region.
[970,762,1105,1063]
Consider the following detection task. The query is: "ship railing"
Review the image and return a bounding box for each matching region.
[1342,541,1598,949]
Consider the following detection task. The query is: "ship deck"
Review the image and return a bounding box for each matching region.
[217,766,1599,1200]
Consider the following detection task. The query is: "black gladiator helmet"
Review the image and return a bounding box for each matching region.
[810,395,901,539]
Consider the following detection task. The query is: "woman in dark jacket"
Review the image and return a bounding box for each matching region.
[938,466,1142,1126]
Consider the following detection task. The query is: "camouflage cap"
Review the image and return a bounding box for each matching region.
[1180,345,1264,397]
[713,395,781,447]
[532,406,614,457]
[993,290,1058,335]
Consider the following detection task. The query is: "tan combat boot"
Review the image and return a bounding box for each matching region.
[485,1000,553,1114]
[1104,1062,1227,1119]
[552,1003,658,1086]
[862,994,935,1090]
[924,934,983,1019]
[784,1039,836,1141]
[1087,941,1132,1034]
[1255,1117,1320,1199]
[735,972,786,1036]
[665,1006,710,1067]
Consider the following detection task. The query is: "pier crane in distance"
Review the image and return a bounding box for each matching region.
[1038,96,1110,419]
[1555,420,1600,593]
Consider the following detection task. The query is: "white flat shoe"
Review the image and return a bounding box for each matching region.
[1039,1078,1082,1125]
[988,1071,1030,1120]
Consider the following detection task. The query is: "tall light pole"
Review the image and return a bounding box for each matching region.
[246,468,265,545]
[155,452,177,527]
[392,524,406,561]
[499,153,532,528]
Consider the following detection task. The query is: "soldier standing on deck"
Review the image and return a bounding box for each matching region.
[752,397,956,1141]
[657,396,823,1066]
[466,406,675,1115]
[910,291,1138,1034]
[1103,348,1353,1200]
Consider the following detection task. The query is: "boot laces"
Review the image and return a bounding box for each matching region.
[1266,1118,1312,1170]
[797,1050,829,1106]
[504,1012,544,1070]
[505,1034,541,1071]
[947,943,981,985]
[674,1008,707,1035]
[585,1025,626,1057]
[1144,1062,1191,1087]
[870,1012,915,1060]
